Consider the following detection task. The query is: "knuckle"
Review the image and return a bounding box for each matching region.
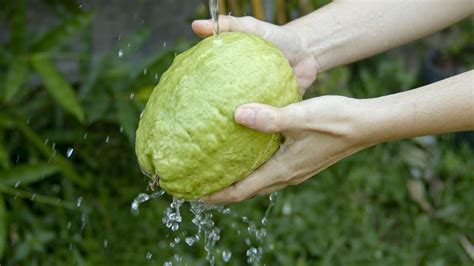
[242,16,257,24]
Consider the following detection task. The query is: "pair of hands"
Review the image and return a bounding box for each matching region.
[192,16,364,203]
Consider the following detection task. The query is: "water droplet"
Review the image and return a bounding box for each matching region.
[163,41,167,47]
[14,181,21,188]
[118,49,124,57]
[154,73,159,80]
[164,262,172,266]
[143,68,147,75]
[67,221,71,230]
[246,247,263,264]
[129,93,135,99]
[76,196,83,207]
[222,250,232,262]
[83,133,88,140]
[185,237,195,246]
[81,212,88,231]
[103,239,108,248]
[66,148,74,158]
[79,4,82,8]
[105,136,110,143]
[146,251,152,260]
[26,117,30,124]
[31,193,36,200]
[173,254,182,262]
[282,202,292,215]
[127,43,131,48]
[118,34,122,41]
[44,138,49,145]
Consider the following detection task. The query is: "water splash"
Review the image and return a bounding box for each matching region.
[131,190,279,265]
[131,189,166,216]
[162,197,184,231]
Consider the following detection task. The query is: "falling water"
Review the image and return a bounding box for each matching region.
[130,189,166,216]
[130,189,278,265]
[209,0,219,37]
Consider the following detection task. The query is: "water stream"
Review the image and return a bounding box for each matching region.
[131,191,278,265]
[209,0,220,37]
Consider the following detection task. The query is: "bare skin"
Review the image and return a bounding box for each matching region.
[191,0,474,204]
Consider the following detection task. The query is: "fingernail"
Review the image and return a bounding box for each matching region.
[236,108,256,126]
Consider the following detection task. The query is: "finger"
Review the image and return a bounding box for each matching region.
[200,149,292,204]
[234,103,306,133]
[192,16,265,38]
[255,172,312,196]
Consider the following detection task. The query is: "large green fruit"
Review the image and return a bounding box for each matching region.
[135,32,301,199]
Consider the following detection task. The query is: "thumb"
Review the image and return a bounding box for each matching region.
[192,15,266,38]
[234,103,303,133]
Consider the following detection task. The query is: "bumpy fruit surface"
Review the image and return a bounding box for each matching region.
[135,32,301,199]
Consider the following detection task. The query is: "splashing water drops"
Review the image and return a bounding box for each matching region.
[131,189,166,216]
[66,147,74,158]
[146,251,152,260]
[76,196,83,207]
[130,186,278,265]
[222,250,232,262]
[162,197,184,231]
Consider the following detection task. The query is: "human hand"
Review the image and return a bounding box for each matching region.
[192,15,319,92]
[201,96,370,204]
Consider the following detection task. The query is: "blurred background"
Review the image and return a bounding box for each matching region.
[0,0,473,265]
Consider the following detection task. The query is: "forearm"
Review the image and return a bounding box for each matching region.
[356,71,474,145]
[287,0,474,73]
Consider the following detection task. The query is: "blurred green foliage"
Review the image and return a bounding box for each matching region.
[0,0,473,265]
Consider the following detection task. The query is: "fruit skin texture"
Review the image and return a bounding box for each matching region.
[135,32,301,200]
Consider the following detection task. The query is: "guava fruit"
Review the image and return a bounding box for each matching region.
[135,32,301,200]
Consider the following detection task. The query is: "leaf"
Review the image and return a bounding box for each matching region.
[116,97,139,142]
[0,132,10,169]
[43,0,84,17]
[0,194,6,260]
[9,0,25,54]
[4,56,28,101]
[0,163,59,186]
[0,184,75,210]
[15,121,87,187]
[30,54,85,123]
[0,113,15,129]
[79,28,151,97]
[30,12,92,52]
